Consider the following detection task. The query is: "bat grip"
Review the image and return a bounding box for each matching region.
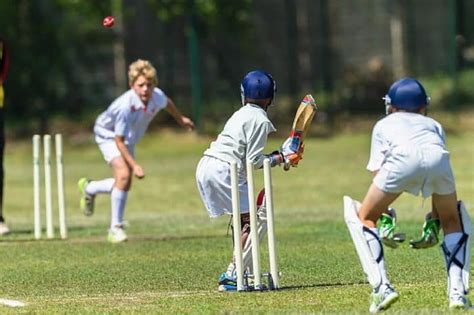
[283,162,290,171]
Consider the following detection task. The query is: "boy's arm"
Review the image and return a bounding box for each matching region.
[247,123,290,168]
[115,135,144,179]
[164,98,195,131]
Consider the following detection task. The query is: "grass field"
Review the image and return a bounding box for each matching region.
[0,127,472,314]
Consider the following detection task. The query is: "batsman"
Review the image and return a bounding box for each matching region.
[195,70,311,291]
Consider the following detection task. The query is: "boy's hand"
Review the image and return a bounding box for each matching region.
[284,150,303,167]
[180,116,195,131]
[281,137,304,170]
[409,213,440,249]
[133,164,145,179]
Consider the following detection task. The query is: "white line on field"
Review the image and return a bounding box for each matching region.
[0,298,26,307]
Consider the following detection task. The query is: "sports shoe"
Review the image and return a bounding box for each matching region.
[78,178,95,216]
[379,209,405,248]
[0,222,10,235]
[218,272,237,292]
[107,226,128,243]
[409,212,440,249]
[449,292,471,310]
[369,284,399,313]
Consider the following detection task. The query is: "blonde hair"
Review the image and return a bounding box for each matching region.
[128,59,158,86]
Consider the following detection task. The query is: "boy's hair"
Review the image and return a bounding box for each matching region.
[128,59,158,86]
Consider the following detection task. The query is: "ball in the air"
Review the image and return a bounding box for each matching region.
[103,16,115,28]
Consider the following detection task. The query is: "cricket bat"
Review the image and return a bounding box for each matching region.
[283,94,317,171]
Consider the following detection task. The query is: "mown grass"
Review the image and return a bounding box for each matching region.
[0,124,472,314]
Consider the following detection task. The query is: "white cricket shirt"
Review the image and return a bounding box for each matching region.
[204,103,276,169]
[367,112,446,172]
[94,88,168,146]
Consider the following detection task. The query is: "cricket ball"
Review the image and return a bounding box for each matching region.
[103,16,115,28]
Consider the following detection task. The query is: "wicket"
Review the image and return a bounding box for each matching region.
[230,158,279,291]
[33,134,67,240]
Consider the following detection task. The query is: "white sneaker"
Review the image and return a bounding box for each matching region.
[369,284,399,313]
[449,292,471,310]
[0,222,10,235]
[107,226,128,243]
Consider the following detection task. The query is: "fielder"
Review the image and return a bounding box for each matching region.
[344,77,471,312]
[78,59,194,243]
[196,70,302,291]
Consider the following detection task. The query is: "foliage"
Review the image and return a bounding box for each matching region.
[422,69,474,110]
[0,1,472,136]
[151,0,252,35]
[0,0,115,133]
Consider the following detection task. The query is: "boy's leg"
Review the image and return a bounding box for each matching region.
[434,193,471,309]
[85,178,115,195]
[218,213,251,291]
[345,185,400,313]
[219,189,269,291]
[78,178,115,216]
[107,157,131,243]
[242,189,267,274]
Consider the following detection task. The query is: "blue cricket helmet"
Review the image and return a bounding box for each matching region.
[383,77,430,111]
[240,70,276,106]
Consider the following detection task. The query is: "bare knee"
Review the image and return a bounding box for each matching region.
[114,168,132,190]
[111,157,133,191]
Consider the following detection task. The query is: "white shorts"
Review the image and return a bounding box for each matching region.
[373,145,456,198]
[95,137,135,164]
[196,156,249,218]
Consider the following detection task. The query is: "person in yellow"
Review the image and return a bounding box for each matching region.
[0,36,10,235]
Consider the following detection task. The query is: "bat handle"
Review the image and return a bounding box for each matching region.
[283,162,290,171]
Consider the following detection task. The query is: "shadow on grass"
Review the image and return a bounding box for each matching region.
[278,280,367,291]
[0,225,89,243]
[0,229,225,244]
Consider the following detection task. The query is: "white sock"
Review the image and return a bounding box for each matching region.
[86,178,115,195]
[444,232,465,294]
[365,227,391,288]
[110,188,127,229]
[226,261,235,277]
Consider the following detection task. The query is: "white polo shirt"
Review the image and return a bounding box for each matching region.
[367,112,455,197]
[94,87,168,146]
[196,103,276,217]
[367,112,446,172]
[204,103,276,170]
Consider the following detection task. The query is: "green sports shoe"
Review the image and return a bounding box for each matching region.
[379,208,406,248]
[409,213,440,249]
[78,178,95,216]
